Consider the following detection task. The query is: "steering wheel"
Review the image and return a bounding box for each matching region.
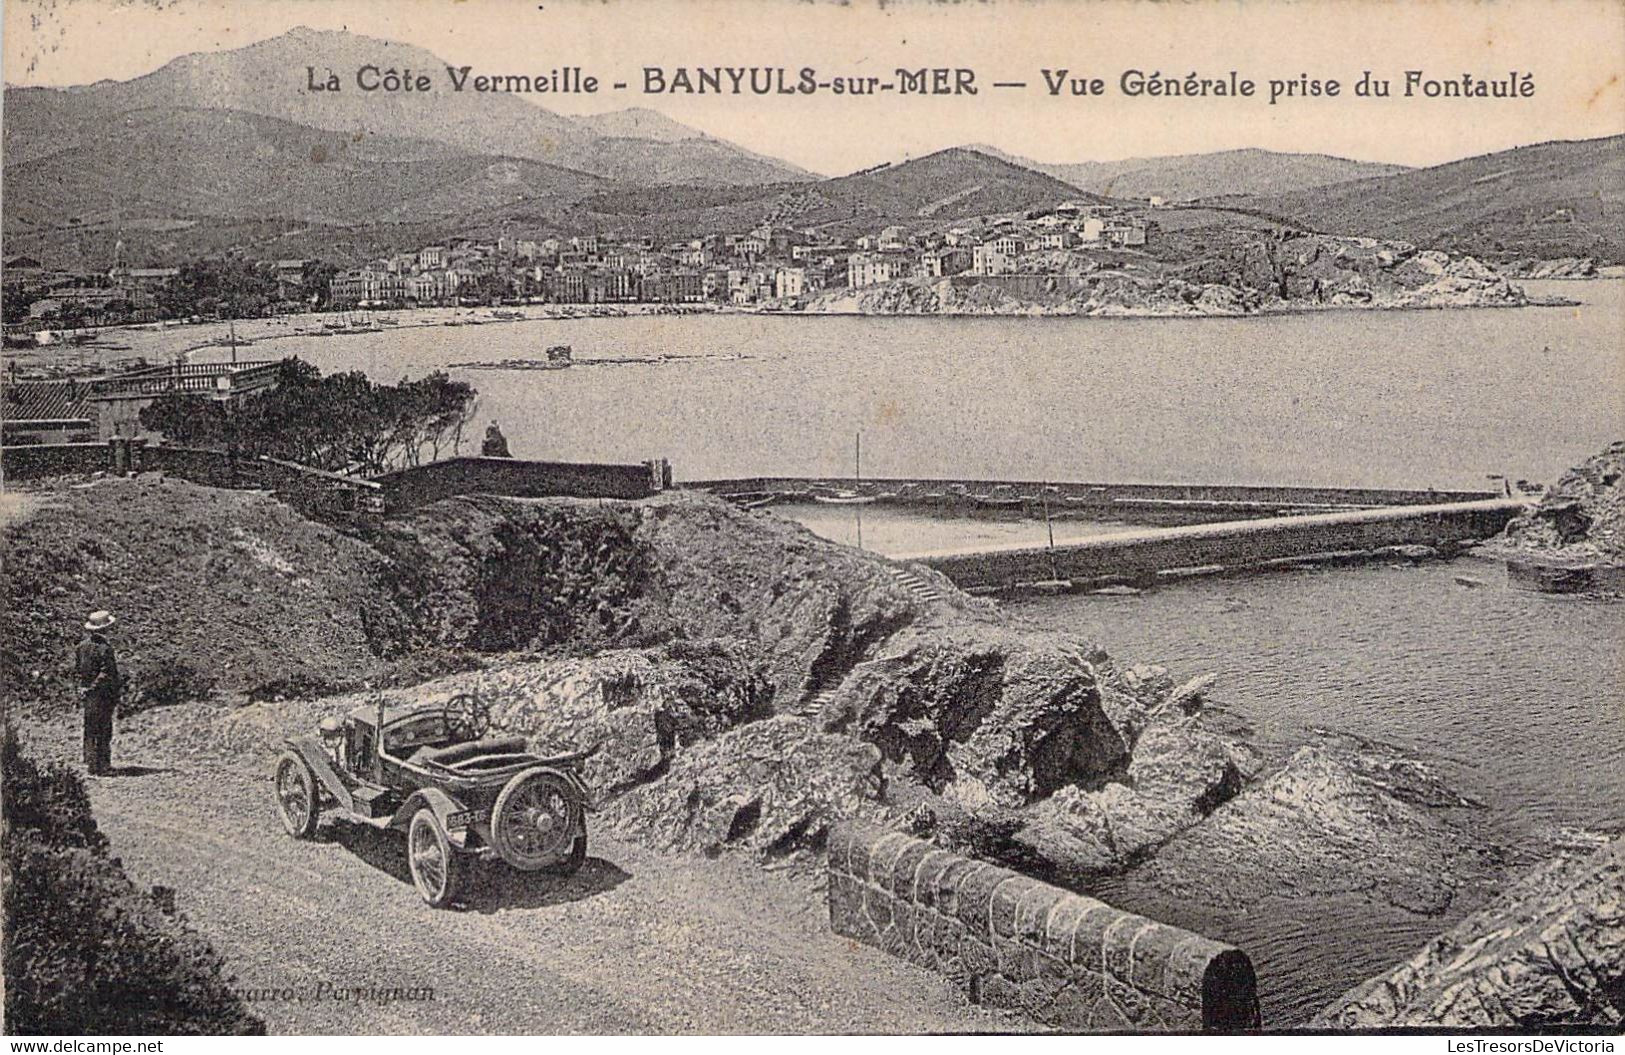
[446,692,491,741]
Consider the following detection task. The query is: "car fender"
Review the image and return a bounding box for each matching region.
[518,765,595,812]
[283,736,352,813]
[387,786,471,837]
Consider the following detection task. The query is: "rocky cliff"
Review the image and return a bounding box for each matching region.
[1314,836,1624,1028]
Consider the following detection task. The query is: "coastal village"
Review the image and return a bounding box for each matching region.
[3,197,1154,331]
[1,195,1158,445]
[329,199,1150,308]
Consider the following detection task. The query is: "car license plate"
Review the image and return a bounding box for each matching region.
[444,810,474,830]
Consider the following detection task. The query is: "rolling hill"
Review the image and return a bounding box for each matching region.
[974,146,1407,201]
[572,148,1106,241]
[2,109,1094,265]
[2,26,810,187]
[3,106,612,230]
[1234,136,1625,261]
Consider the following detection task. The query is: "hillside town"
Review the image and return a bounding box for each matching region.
[326,200,1151,309]
[2,200,1154,335]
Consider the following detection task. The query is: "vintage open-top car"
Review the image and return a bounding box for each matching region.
[273,692,592,907]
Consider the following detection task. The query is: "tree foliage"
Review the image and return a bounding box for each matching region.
[1,726,265,1035]
[139,358,479,475]
[155,259,279,319]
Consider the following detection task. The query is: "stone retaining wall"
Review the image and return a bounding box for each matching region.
[371,456,666,512]
[0,442,108,479]
[827,825,1259,1031]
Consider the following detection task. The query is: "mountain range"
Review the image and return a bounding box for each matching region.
[2,27,811,186]
[973,146,1408,202]
[3,26,1621,267]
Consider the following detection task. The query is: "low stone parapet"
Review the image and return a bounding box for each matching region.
[827,825,1259,1031]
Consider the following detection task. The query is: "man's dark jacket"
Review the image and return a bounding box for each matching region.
[76,633,121,704]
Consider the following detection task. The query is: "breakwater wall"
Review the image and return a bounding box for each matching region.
[904,499,1526,591]
[687,476,1497,524]
[827,825,1260,1031]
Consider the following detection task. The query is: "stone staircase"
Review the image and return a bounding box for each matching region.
[785,566,944,721]
[792,686,840,721]
[884,563,944,604]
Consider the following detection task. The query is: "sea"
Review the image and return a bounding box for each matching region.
[198,279,1624,1024]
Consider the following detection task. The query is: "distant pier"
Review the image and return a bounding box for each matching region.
[900,499,1529,592]
[687,475,1501,525]
[686,476,1528,592]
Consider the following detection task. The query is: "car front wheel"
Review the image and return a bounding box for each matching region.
[274,752,319,839]
[407,808,464,908]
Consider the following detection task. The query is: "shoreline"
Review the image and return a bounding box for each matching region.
[3,279,1604,380]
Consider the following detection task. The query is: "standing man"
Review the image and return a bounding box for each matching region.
[76,610,121,776]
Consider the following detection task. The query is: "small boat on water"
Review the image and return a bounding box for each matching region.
[813,489,877,506]
[492,309,525,321]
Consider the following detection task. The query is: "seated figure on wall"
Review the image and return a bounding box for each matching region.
[481,420,512,458]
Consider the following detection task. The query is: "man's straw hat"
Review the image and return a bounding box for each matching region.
[84,611,117,632]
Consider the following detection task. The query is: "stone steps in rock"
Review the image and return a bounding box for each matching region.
[884,563,943,603]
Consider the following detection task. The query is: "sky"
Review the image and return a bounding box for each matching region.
[4,0,1623,176]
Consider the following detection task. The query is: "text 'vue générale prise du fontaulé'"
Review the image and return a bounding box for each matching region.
[306,64,1538,105]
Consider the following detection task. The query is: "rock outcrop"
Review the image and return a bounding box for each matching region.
[1314,836,1624,1028]
[1491,441,1625,565]
[601,716,888,858]
[1128,740,1495,914]
[821,628,1131,807]
[1011,720,1249,873]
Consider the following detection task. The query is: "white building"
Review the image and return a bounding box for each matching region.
[848,253,907,288]
[989,235,1026,257]
[774,267,806,300]
[971,245,1014,276]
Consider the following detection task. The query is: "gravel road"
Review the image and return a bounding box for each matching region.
[17,712,1024,1034]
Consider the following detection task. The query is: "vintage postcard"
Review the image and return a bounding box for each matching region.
[2,0,1622,1042]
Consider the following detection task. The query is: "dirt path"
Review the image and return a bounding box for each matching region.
[18,714,1024,1034]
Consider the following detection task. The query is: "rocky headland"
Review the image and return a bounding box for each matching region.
[808,235,1547,317]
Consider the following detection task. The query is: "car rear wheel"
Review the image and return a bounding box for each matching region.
[274,752,319,839]
[492,770,582,871]
[407,808,464,909]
